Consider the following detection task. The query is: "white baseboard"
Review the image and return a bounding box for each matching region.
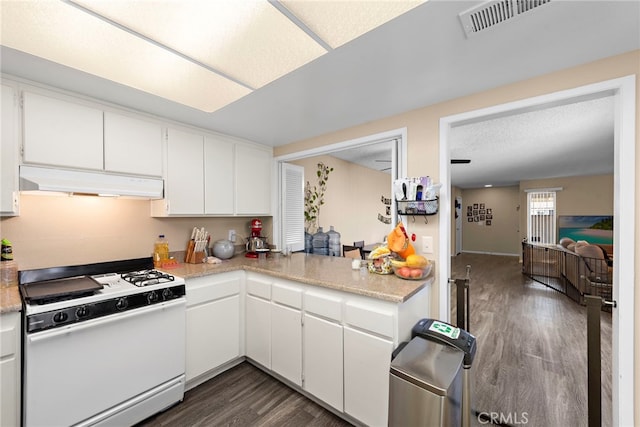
[459,250,520,257]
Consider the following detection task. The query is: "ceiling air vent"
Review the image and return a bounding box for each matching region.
[459,0,552,37]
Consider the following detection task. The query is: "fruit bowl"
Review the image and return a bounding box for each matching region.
[392,263,432,280]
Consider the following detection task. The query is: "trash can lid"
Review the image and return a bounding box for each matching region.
[390,336,464,396]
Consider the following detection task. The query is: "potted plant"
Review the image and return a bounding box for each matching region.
[304,162,333,234]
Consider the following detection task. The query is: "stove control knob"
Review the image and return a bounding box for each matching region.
[53,312,68,323]
[147,291,159,304]
[76,306,90,318]
[115,298,128,311]
[162,288,173,300]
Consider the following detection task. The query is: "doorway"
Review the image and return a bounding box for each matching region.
[438,76,636,425]
[273,127,408,253]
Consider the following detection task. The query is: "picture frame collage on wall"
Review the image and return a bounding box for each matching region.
[467,203,493,226]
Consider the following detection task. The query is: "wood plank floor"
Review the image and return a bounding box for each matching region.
[139,253,611,427]
[137,362,352,427]
[452,253,612,427]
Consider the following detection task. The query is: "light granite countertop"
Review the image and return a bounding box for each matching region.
[0,286,22,314]
[163,252,433,304]
[0,253,434,313]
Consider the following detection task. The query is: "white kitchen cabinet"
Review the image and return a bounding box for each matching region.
[0,311,21,427]
[104,111,163,177]
[185,273,241,386]
[245,275,272,368]
[163,128,204,215]
[22,91,103,170]
[1,84,19,216]
[271,282,303,386]
[303,313,344,412]
[235,144,271,215]
[343,326,394,427]
[204,135,234,215]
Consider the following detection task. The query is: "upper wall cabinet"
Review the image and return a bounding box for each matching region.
[1,84,20,216]
[104,111,163,177]
[204,135,234,215]
[235,144,271,215]
[22,90,163,177]
[153,128,271,217]
[164,128,205,215]
[23,91,103,170]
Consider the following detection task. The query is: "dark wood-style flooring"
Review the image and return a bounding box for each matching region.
[137,362,351,427]
[452,253,612,427]
[139,253,611,427]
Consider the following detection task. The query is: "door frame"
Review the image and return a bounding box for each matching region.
[272,127,408,252]
[438,75,635,426]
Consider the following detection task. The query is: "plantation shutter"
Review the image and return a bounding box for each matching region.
[527,190,557,245]
[282,163,305,252]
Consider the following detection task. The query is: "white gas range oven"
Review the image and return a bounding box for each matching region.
[19,257,186,427]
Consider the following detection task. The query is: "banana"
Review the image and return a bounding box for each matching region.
[368,246,391,259]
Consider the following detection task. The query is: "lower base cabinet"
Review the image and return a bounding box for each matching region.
[1,311,21,427]
[185,273,241,384]
[344,326,394,427]
[246,294,271,368]
[303,313,344,412]
[271,303,302,386]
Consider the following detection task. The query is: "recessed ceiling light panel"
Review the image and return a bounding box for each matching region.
[280,0,426,49]
[1,0,251,112]
[72,0,328,88]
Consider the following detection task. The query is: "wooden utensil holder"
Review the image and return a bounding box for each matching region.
[186,251,206,264]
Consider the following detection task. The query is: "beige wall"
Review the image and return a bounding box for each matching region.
[460,186,520,255]
[0,194,271,270]
[291,154,391,247]
[274,50,639,422]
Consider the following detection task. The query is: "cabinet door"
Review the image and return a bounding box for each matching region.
[303,313,343,412]
[235,144,271,215]
[23,91,103,170]
[343,326,394,427]
[185,295,240,382]
[104,111,163,177]
[166,128,204,214]
[1,84,19,215]
[245,294,271,369]
[204,135,234,215]
[1,312,20,427]
[271,303,302,386]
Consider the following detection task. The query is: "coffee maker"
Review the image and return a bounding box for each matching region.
[245,218,268,258]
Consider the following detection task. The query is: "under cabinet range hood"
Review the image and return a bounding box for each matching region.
[19,165,164,199]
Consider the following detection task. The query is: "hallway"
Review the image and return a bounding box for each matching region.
[452,253,612,427]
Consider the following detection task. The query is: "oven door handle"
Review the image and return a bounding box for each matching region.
[27,298,185,343]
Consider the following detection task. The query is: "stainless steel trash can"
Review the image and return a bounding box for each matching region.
[389,336,465,427]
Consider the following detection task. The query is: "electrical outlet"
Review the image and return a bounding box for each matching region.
[422,236,433,254]
[228,229,236,243]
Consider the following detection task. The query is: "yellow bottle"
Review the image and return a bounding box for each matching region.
[153,235,169,267]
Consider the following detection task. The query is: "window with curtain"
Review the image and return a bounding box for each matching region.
[527,190,557,245]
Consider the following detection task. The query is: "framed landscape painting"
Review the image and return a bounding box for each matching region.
[558,215,613,245]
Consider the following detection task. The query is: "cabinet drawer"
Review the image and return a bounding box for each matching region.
[305,291,342,322]
[272,282,302,309]
[246,276,271,300]
[186,276,240,306]
[345,302,394,339]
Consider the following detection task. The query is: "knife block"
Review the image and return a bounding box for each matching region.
[185,250,206,264]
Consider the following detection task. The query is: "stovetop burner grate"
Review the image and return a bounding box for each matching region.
[121,270,175,287]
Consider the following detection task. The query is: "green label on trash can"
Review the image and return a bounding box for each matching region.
[428,321,460,340]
